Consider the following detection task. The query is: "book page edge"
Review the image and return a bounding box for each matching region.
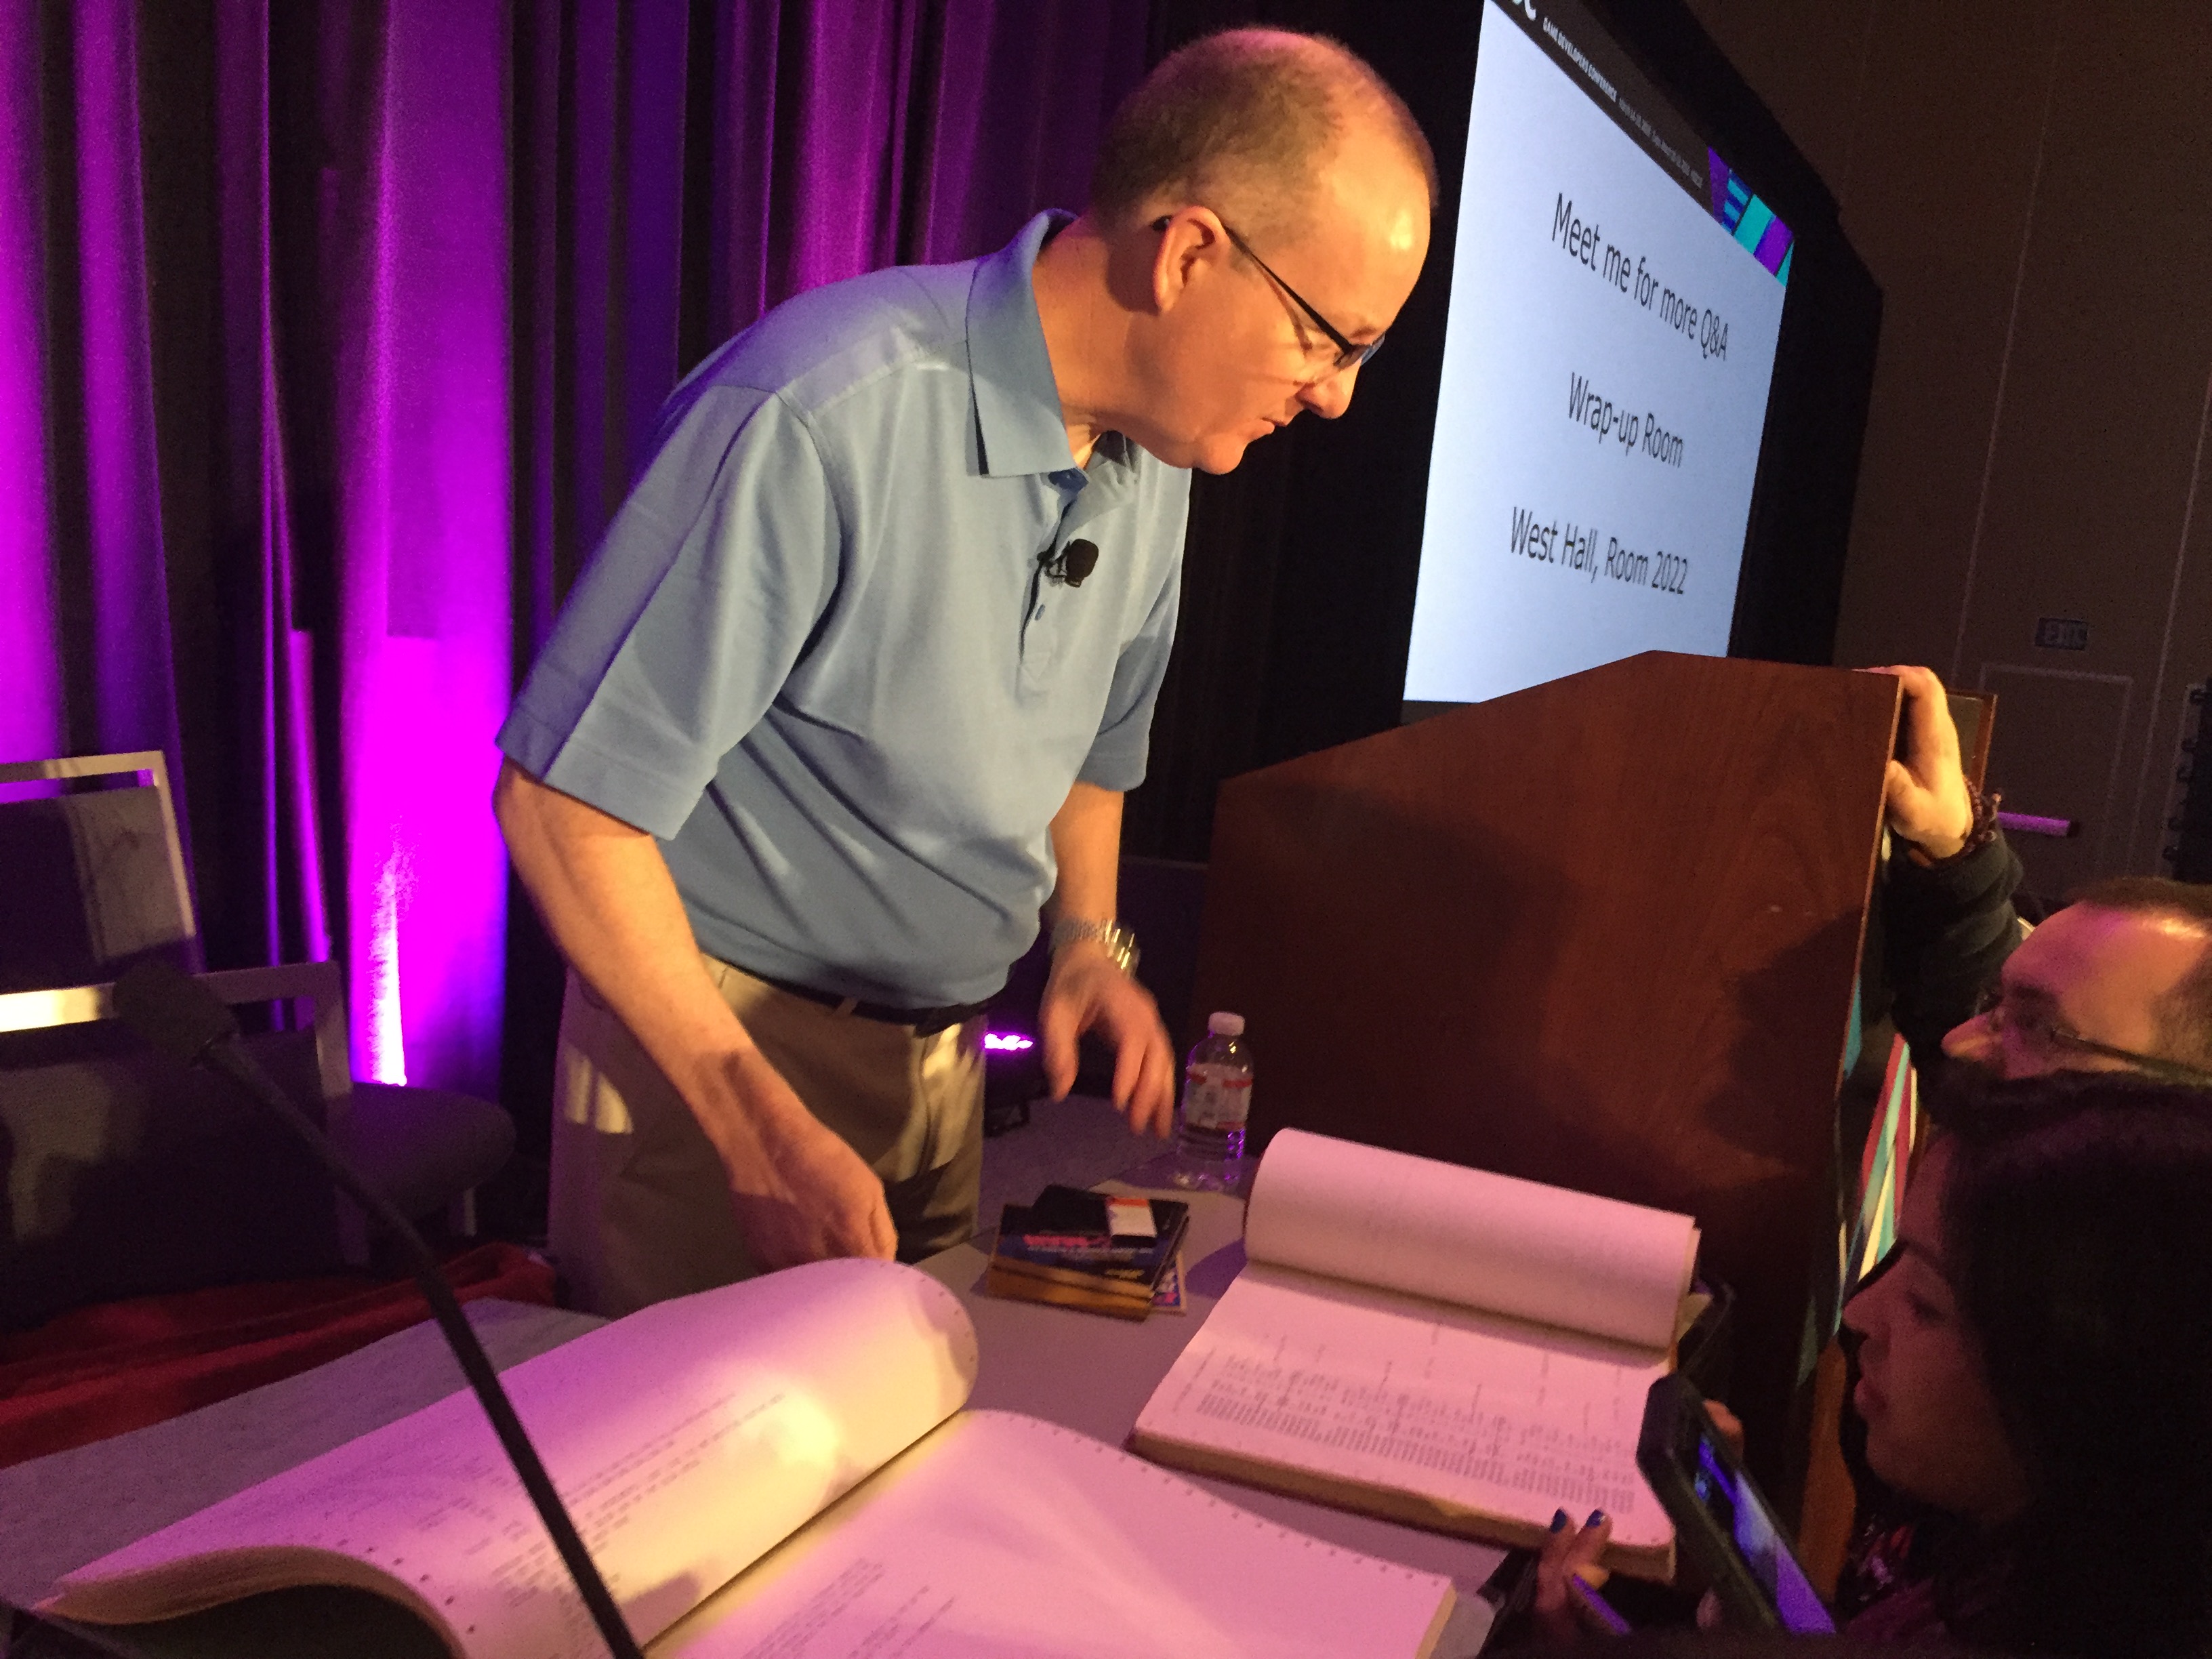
[1126,1429,1677,1584]
[44,1547,462,1655]
[1415,1581,1459,1659]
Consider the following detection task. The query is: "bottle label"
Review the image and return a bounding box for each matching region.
[1183,1065,1252,1130]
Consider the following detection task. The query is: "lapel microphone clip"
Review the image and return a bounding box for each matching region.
[1039,537,1101,588]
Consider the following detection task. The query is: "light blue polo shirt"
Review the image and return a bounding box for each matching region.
[499,213,1191,1006]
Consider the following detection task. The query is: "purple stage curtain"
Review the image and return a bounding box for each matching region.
[3,1,178,789]
[5,1,1147,1105]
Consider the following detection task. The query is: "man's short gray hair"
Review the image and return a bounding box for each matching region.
[1088,28,1437,242]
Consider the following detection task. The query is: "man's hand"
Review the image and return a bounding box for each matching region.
[1038,780,1174,1135]
[705,1050,897,1268]
[1038,941,1177,1136]
[1872,664,1975,859]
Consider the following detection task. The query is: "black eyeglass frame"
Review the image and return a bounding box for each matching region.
[1151,212,1384,374]
[1972,983,2212,1088]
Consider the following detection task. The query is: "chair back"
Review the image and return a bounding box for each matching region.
[0,754,200,994]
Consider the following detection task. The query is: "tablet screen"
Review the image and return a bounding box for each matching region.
[1690,1428,1835,1633]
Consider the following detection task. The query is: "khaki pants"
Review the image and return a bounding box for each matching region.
[548,958,985,1317]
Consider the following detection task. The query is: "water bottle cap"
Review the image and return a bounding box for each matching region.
[1207,1011,1246,1037]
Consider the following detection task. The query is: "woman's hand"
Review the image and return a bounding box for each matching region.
[1528,1404,1743,1640]
[1531,1507,1616,1641]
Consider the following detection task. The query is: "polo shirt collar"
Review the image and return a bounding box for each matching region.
[968,211,1081,479]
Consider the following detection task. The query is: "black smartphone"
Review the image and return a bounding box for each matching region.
[1635,1374,1835,1633]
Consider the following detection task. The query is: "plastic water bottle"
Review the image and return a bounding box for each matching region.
[1174,1012,1252,1190]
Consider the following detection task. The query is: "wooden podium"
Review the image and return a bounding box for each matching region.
[1190,653,1903,1479]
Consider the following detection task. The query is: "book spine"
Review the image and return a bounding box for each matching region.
[983,1267,1151,1319]
[991,1265,1159,1309]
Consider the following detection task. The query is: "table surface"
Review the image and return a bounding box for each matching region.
[1,1190,1505,1656]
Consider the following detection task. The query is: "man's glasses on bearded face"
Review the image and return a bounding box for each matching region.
[1971,982,2212,1087]
[1153,213,1385,375]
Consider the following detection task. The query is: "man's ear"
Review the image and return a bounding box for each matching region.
[1147,208,1227,317]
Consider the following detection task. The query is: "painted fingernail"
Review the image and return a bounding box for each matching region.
[1551,1509,1570,1532]
[1587,1509,1607,1527]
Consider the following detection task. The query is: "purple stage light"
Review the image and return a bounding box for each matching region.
[334,1,514,1097]
[983,1031,1035,1053]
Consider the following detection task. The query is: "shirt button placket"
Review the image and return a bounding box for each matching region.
[1020,470,1085,689]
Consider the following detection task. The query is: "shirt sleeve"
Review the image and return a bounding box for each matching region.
[497,384,842,837]
[1881,830,2025,1063]
[1077,554,1183,792]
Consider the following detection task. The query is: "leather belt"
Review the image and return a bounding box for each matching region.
[756,972,995,1038]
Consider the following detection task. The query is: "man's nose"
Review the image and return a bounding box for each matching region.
[1941,1010,2001,1071]
[1298,361,1361,419]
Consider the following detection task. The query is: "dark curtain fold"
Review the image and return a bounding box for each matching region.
[4,1,1148,1135]
[3,1,182,806]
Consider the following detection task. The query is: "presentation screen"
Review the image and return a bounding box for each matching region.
[1403,0,1795,708]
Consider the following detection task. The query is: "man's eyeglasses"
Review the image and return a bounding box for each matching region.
[1153,213,1384,375]
[1972,983,2212,1087]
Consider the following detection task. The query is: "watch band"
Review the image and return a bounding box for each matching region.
[1050,916,1140,975]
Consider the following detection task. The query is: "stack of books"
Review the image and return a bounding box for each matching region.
[985,1186,1191,1319]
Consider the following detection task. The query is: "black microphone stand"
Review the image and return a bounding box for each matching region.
[112,961,646,1659]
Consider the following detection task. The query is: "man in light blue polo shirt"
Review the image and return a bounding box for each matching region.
[496,29,1435,1314]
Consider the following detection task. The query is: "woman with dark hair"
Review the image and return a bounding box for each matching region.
[1537,1069,2212,1654]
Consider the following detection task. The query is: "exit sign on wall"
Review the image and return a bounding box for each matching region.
[2034,617,2089,651]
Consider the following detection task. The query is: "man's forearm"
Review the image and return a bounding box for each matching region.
[494,760,791,1152]
[1046,781,1124,926]
[1886,832,2025,1059]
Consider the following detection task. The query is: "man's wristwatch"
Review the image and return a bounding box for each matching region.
[1050,917,1140,976]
